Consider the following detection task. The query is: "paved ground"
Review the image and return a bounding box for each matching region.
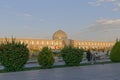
[0,63,120,80]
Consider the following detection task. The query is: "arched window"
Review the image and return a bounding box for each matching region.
[51,41,53,45]
[21,40,23,44]
[95,42,96,46]
[42,41,44,45]
[56,42,58,45]
[37,41,39,45]
[47,41,49,45]
[31,41,34,45]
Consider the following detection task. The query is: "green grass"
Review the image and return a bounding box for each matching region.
[0,61,117,73]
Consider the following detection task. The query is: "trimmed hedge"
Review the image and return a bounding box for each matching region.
[37,47,54,68]
[110,41,120,62]
[61,46,83,66]
[0,38,29,72]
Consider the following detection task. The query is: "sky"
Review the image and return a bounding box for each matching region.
[0,0,120,41]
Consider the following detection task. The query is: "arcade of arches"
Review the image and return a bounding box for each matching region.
[0,30,115,51]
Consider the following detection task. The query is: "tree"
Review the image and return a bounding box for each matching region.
[110,41,120,62]
[61,46,83,66]
[0,38,29,72]
[37,47,54,68]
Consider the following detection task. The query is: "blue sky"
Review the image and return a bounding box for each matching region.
[0,0,120,41]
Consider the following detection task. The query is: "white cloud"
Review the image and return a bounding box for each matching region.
[40,19,44,22]
[88,2,101,6]
[23,13,32,17]
[89,0,116,6]
[86,18,120,32]
[89,0,120,11]
[113,2,120,11]
[75,18,120,41]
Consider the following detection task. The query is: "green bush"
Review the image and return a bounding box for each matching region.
[37,47,54,68]
[0,38,29,72]
[61,46,83,66]
[110,41,120,62]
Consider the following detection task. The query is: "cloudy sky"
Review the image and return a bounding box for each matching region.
[0,0,120,41]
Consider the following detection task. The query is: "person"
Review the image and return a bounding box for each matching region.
[91,50,97,64]
[86,50,92,62]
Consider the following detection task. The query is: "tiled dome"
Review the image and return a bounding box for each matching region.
[52,30,68,40]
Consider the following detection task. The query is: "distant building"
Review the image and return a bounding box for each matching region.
[0,30,115,51]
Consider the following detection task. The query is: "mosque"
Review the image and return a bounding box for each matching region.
[0,30,115,51]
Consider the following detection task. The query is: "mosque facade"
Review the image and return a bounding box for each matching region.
[0,30,115,51]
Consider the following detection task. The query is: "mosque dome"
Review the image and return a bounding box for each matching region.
[52,30,68,40]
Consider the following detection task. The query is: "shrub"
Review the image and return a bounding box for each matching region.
[61,46,83,66]
[110,41,120,62]
[37,47,54,68]
[0,38,29,72]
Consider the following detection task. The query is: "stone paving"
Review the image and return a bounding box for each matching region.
[0,63,120,80]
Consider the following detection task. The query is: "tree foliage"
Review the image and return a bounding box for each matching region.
[110,41,120,62]
[0,38,29,72]
[37,47,54,68]
[61,46,83,66]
